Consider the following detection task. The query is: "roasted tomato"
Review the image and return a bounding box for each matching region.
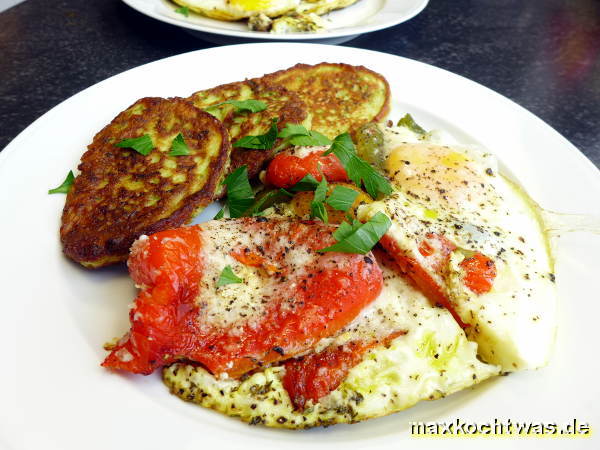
[102,218,383,378]
[459,252,496,294]
[265,149,348,188]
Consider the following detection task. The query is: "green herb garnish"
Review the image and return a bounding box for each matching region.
[48,170,75,194]
[319,212,391,254]
[175,6,189,17]
[216,265,243,287]
[323,133,392,199]
[221,166,254,218]
[325,186,359,212]
[290,174,320,192]
[168,133,190,156]
[213,206,226,220]
[206,99,267,115]
[233,119,278,150]
[115,134,154,156]
[310,174,328,223]
[278,123,332,147]
[397,113,426,135]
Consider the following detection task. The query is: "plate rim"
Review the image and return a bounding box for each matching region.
[119,0,429,41]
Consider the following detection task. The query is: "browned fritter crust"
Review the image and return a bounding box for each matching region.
[258,62,391,138]
[60,97,231,268]
[187,80,310,180]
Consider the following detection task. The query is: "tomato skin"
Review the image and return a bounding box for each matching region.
[459,252,496,294]
[379,234,467,328]
[265,150,348,188]
[103,219,384,378]
[282,331,405,410]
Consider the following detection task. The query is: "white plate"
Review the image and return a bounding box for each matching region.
[121,0,428,44]
[1,44,599,450]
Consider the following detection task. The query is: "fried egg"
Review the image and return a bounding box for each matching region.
[163,259,499,428]
[172,0,358,21]
[358,123,557,371]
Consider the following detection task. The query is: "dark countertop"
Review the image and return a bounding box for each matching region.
[1,0,599,168]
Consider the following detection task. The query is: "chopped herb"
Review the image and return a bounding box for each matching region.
[115,134,154,156]
[325,186,359,212]
[221,166,254,218]
[233,118,278,150]
[48,170,75,194]
[319,212,391,254]
[397,113,426,135]
[216,265,243,287]
[289,174,319,192]
[278,123,332,147]
[206,99,267,114]
[213,206,226,220]
[168,133,190,156]
[175,6,189,17]
[310,175,328,223]
[323,133,392,199]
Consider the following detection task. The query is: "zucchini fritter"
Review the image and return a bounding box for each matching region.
[188,80,310,180]
[60,97,231,268]
[259,62,391,138]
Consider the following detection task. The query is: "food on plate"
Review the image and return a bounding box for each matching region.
[60,97,231,268]
[356,121,557,371]
[102,218,383,376]
[260,63,390,138]
[188,80,310,180]
[163,253,499,428]
[171,0,360,33]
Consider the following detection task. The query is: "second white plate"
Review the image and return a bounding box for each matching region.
[121,0,429,44]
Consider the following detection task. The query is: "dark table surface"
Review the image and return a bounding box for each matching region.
[1,0,599,168]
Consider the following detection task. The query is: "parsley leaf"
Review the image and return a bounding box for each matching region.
[216,265,243,287]
[48,170,75,194]
[169,133,190,156]
[221,166,254,218]
[290,174,320,192]
[326,186,359,212]
[175,6,189,17]
[323,133,392,199]
[310,175,328,223]
[319,212,391,254]
[213,206,226,220]
[115,134,154,156]
[206,99,267,114]
[278,123,332,147]
[397,113,426,135]
[233,119,278,150]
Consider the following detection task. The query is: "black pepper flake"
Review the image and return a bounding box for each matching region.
[363,256,373,264]
[255,216,268,222]
[549,273,556,282]
[485,168,494,176]
[272,346,285,356]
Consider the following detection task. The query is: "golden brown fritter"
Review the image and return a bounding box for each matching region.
[187,80,310,180]
[258,62,391,138]
[60,97,231,268]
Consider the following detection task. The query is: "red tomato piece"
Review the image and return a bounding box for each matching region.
[265,150,348,188]
[379,234,467,328]
[282,331,406,410]
[102,219,383,378]
[459,252,497,294]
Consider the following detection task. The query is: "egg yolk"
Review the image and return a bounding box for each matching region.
[230,0,276,11]
[385,143,500,213]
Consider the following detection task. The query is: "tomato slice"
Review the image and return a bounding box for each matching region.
[379,233,467,328]
[265,150,348,188]
[282,331,405,410]
[102,219,383,378]
[459,252,496,294]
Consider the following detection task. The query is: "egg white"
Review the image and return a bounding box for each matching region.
[358,124,557,371]
[163,262,499,428]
